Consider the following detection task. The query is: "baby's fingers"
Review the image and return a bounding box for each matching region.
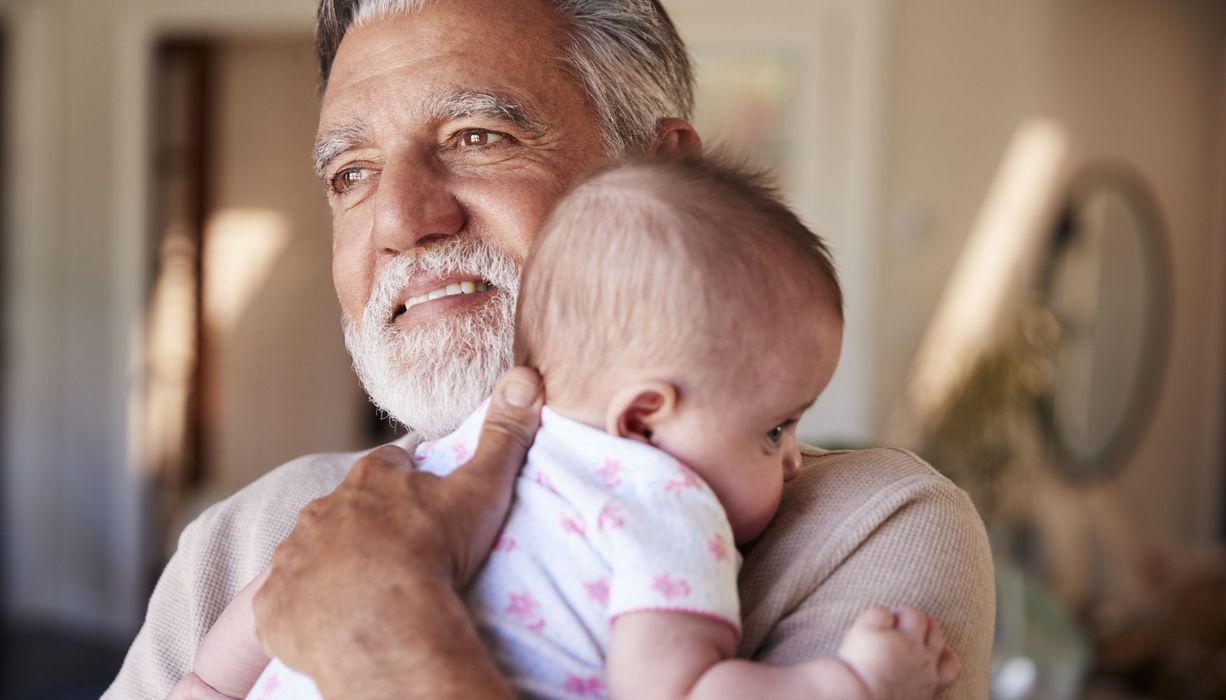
[894,605,932,644]
[925,617,946,652]
[937,647,962,686]
[850,605,897,633]
[167,672,236,700]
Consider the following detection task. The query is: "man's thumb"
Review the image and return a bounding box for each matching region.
[468,367,544,480]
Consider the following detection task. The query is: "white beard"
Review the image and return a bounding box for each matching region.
[342,237,521,439]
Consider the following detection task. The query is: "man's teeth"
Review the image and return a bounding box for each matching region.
[404,281,490,311]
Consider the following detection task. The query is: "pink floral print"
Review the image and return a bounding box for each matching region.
[597,458,623,489]
[563,675,607,697]
[585,578,610,608]
[252,671,281,700]
[651,574,692,600]
[561,512,587,537]
[665,463,702,493]
[506,592,546,632]
[413,443,434,464]
[535,469,560,495]
[597,503,625,531]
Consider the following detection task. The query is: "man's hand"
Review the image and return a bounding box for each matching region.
[252,367,544,699]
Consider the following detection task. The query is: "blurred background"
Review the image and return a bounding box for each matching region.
[0,0,1222,698]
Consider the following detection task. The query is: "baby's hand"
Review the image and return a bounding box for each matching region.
[836,605,960,700]
[166,672,239,700]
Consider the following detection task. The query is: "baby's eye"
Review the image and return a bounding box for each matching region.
[766,424,786,445]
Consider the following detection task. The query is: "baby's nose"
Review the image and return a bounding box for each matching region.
[783,444,801,481]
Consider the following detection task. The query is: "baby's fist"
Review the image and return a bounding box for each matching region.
[167,672,239,700]
[837,606,960,700]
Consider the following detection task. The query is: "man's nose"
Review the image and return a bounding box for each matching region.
[371,155,465,254]
[783,443,801,482]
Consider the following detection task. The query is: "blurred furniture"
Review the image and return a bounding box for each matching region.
[904,163,1193,699]
[1031,166,1169,480]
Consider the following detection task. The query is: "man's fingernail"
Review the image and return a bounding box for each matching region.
[502,377,539,408]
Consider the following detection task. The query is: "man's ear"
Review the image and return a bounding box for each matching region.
[605,380,678,444]
[652,118,703,157]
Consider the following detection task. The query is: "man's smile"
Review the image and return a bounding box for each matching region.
[391,273,498,325]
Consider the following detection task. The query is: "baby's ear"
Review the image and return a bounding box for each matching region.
[605,380,678,444]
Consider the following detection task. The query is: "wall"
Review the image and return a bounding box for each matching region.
[875,0,1044,428]
[876,0,1226,546]
[0,0,318,639]
[1219,44,1226,539]
[202,39,366,504]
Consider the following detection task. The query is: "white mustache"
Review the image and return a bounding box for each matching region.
[344,236,522,437]
[364,238,522,328]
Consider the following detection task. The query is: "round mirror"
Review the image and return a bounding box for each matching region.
[1034,165,1169,478]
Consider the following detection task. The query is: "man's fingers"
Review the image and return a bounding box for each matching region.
[432,367,543,584]
[465,367,544,483]
[349,445,415,484]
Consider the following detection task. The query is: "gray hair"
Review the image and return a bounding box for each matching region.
[315,0,694,154]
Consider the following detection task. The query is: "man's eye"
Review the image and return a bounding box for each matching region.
[766,425,786,445]
[330,168,370,195]
[458,129,507,147]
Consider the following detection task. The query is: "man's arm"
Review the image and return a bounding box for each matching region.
[737,447,996,700]
[105,448,358,700]
[251,368,545,700]
[106,369,544,700]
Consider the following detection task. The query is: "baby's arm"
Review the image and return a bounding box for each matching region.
[607,605,958,700]
[168,569,272,700]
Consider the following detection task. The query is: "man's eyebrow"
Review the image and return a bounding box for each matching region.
[313,121,369,180]
[420,88,548,139]
[312,90,548,181]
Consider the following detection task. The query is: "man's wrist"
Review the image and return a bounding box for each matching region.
[309,573,512,700]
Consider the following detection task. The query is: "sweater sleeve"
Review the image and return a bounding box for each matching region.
[103,516,213,700]
[737,447,995,700]
[104,451,358,700]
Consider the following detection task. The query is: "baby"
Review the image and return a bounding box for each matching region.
[173,155,958,699]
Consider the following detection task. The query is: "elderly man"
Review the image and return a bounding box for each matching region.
[108,0,994,698]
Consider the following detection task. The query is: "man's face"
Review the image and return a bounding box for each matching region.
[317,0,606,435]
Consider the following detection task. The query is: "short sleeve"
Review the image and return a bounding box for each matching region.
[604,464,741,636]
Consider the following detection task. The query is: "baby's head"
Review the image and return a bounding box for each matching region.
[516,155,844,543]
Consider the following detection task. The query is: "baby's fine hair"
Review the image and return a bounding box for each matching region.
[515,154,843,399]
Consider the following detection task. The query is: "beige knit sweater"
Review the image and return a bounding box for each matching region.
[105,444,994,699]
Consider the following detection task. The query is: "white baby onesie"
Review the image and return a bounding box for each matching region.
[248,403,740,700]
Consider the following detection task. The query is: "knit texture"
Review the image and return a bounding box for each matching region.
[105,443,994,699]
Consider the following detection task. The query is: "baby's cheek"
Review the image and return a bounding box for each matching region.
[730,487,782,544]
